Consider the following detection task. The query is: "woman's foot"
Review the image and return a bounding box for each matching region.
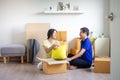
[69,66,77,70]
[37,61,43,70]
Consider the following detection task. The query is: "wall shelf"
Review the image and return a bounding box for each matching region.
[43,11,84,14]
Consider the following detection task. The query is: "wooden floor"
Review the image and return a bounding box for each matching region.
[0,62,110,80]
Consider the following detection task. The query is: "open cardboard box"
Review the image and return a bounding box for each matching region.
[37,57,68,74]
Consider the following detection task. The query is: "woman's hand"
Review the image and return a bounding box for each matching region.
[52,44,59,49]
[43,44,59,53]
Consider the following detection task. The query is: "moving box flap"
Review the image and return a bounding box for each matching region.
[37,57,68,65]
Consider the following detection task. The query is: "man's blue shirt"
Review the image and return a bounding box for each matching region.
[80,38,92,64]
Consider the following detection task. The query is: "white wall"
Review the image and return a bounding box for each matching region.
[0,0,110,53]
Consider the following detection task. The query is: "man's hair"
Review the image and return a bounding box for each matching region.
[47,29,57,39]
[80,27,89,36]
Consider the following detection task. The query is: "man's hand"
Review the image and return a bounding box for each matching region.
[66,58,72,61]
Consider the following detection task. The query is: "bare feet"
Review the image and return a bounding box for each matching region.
[69,66,77,70]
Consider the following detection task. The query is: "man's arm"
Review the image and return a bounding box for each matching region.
[66,48,86,61]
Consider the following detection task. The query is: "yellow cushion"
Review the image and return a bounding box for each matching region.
[52,45,67,59]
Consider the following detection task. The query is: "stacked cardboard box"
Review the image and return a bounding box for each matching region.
[94,57,110,73]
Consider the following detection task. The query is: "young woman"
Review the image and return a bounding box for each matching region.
[37,29,60,69]
[42,28,60,58]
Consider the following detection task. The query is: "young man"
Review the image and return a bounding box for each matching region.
[66,27,92,70]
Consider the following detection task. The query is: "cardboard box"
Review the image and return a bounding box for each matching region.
[94,57,110,73]
[37,57,68,74]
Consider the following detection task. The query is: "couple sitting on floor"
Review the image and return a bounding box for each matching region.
[38,27,92,70]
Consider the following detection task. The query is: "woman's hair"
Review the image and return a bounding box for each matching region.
[47,29,57,39]
[80,27,89,36]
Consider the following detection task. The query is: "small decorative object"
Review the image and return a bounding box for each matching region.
[65,2,70,10]
[101,33,105,38]
[92,38,97,45]
[57,2,64,11]
[89,31,97,45]
[49,6,52,11]
[73,5,79,11]
[98,33,105,38]
[90,31,93,37]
